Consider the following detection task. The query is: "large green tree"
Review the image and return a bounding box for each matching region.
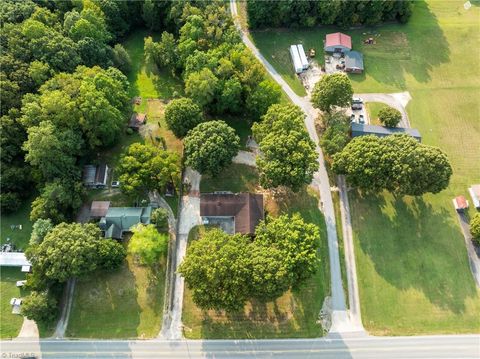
[164,97,204,138]
[184,120,240,176]
[179,228,252,312]
[30,180,84,224]
[118,143,180,198]
[246,80,282,121]
[128,224,168,266]
[185,68,219,108]
[255,214,320,285]
[311,73,353,113]
[23,121,83,182]
[253,104,318,191]
[26,223,125,283]
[332,134,453,195]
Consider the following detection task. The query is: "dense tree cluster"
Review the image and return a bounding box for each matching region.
[378,106,402,127]
[21,290,57,324]
[332,134,452,196]
[26,223,125,284]
[184,121,240,176]
[179,214,320,311]
[247,0,413,29]
[253,104,318,191]
[0,0,135,214]
[143,2,280,120]
[311,73,353,113]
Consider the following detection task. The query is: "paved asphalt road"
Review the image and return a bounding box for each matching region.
[2,335,479,358]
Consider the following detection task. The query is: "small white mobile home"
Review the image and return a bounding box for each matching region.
[297,44,309,70]
[289,45,303,74]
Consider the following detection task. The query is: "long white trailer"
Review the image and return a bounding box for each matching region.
[297,44,309,70]
[289,45,303,74]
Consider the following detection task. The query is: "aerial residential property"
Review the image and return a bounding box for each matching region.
[0,1,478,358]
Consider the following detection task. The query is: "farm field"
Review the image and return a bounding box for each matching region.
[251,1,480,334]
[183,161,330,338]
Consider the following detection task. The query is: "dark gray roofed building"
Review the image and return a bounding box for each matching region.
[351,123,422,142]
[345,51,364,73]
[83,164,109,188]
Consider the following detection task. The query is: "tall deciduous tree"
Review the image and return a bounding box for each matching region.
[185,68,219,108]
[311,73,353,113]
[183,120,240,176]
[332,134,452,196]
[246,80,282,121]
[118,143,180,198]
[26,223,125,283]
[128,224,168,266]
[253,104,318,191]
[164,97,204,138]
[179,228,252,312]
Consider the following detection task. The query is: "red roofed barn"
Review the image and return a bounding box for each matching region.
[324,32,352,53]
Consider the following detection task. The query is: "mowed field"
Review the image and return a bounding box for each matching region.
[252,1,480,335]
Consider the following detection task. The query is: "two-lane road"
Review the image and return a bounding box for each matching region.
[2,335,479,358]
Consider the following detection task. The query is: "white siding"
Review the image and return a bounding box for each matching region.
[297,44,309,70]
[289,45,303,74]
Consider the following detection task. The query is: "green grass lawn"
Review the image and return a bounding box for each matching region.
[183,180,330,338]
[252,1,480,334]
[0,197,34,251]
[365,102,387,126]
[200,163,259,193]
[0,268,27,338]
[122,29,183,99]
[66,239,166,339]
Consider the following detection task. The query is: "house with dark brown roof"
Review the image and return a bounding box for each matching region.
[200,193,264,235]
[90,201,111,219]
[129,113,146,130]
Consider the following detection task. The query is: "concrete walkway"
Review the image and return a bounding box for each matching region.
[160,168,202,339]
[17,318,39,338]
[455,212,480,288]
[230,0,358,334]
[356,92,412,128]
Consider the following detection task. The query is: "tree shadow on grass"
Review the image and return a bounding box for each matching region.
[351,190,477,314]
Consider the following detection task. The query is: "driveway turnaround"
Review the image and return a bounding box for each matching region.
[2,335,479,358]
[355,92,412,128]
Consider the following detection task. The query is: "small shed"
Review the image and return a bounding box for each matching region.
[83,164,109,188]
[345,51,364,73]
[468,184,480,209]
[90,201,111,219]
[129,113,147,130]
[351,123,422,142]
[324,32,352,53]
[453,196,469,213]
